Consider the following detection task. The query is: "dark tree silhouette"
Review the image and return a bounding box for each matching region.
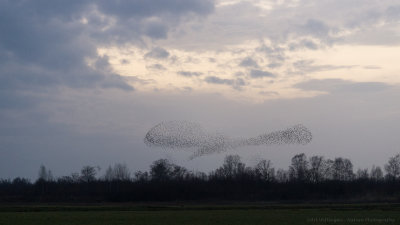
[384,154,400,180]
[289,153,309,182]
[1,153,400,203]
[214,155,246,179]
[80,166,98,182]
[356,168,369,180]
[332,157,354,181]
[276,169,289,182]
[150,159,173,181]
[104,163,131,181]
[370,165,383,181]
[308,155,325,182]
[37,165,53,182]
[254,159,275,182]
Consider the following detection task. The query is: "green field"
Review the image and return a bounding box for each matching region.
[0,203,399,225]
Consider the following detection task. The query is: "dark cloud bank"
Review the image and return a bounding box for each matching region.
[0,0,214,93]
[0,0,215,178]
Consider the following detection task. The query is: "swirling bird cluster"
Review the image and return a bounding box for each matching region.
[144,121,312,159]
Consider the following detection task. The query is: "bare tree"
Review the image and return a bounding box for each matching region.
[323,159,334,180]
[171,165,188,180]
[370,165,383,181]
[215,155,246,179]
[104,166,114,182]
[47,170,53,181]
[38,165,53,182]
[254,159,275,181]
[384,154,400,180]
[80,166,98,182]
[308,156,325,182]
[134,171,149,182]
[103,164,130,181]
[332,157,354,181]
[70,172,80,183]
[150,159,173,181]
[38,165,48,181]
[276,169,289,183]
[289,153,309,181]
[356,168,369,180]
[113,163,131,181]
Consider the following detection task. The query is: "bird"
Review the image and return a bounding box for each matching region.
[144,121,312,159]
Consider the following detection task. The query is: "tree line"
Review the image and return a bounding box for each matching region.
[1,153,400,202]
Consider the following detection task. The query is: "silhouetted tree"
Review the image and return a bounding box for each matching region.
[323,159,334,180]
[370,165,383,181]
[80,166,98,182]
[254,159,275,182]
[114,163,130,181]
[214,155,246,179]
[332,157,354,181]
[150,159,173,181]
[171,164,188,180]
[134,171,149,182]
[37,165,53,182]
[384,154,400,180]
[104,166,114,181]
[276,169,289,182]
[70,172,81,182]
[3,153,400,203]
[104,163,130,181]
[356,168,369,180]
[12,177,31,186]
[289,153,309,181]
[308,156,325,182]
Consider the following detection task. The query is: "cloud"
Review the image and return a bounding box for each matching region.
[239,57,259,67]
[267,63,282,69]
[204,76,246,90]
[120,59,130,65]
[144,47,171,59]
[94,55,112,71]
[258,91,279,96]
[0,90,38,110]
[2,0,400,180]
[143,21,169,39]
[235,71,245,77]
[364,65,381,70]
[249,69,276,78]
[256,44,286,66]
[289,39,320,51]
[386,5,400,22]
[205,76,234,85]
[147,64,167,70]
[300,19,332,38]
[89,0,215,42]
[0,0,219,154]
[294,79,391,93]
[292,60,357,74]
[96,0,214,20]
[0,0,215,93]
[177,71,203,77]
[0,1,150,93]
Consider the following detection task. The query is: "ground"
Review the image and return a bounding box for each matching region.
[0,203,399,225]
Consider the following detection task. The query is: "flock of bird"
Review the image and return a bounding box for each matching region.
[144,121,312,159]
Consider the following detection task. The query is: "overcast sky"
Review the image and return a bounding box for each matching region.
[1,0,400,179]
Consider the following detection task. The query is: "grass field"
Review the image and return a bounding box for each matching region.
[0,203,399,225]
